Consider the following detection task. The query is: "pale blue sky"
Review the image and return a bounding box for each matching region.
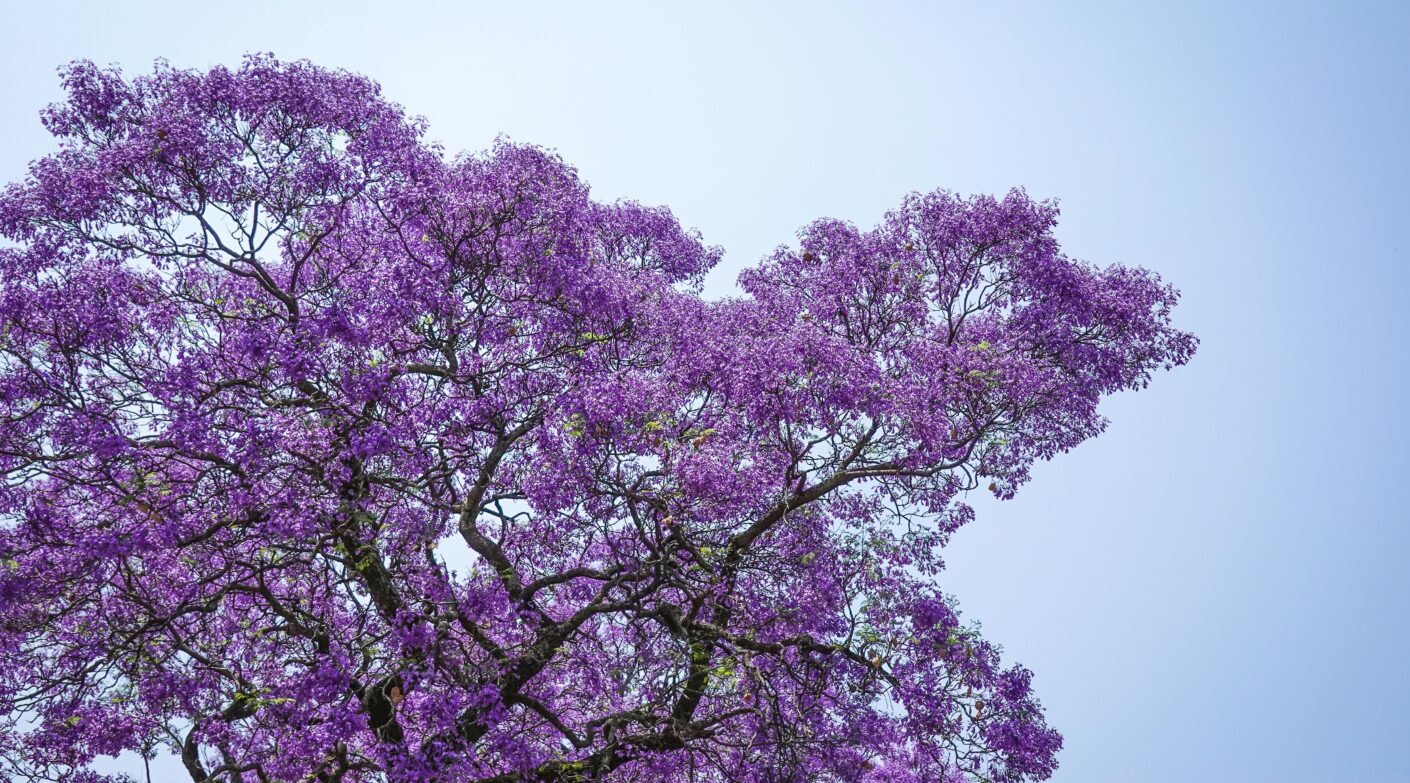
[2,2,1406,781]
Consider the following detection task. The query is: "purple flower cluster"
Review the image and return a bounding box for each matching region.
[0,56,1195,782]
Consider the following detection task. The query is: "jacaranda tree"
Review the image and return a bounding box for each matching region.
[0,56,1195,783]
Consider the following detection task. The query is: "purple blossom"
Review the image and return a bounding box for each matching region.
[0,55,1195,782]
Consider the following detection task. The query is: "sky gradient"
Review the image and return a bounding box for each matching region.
[2,2,1406,781]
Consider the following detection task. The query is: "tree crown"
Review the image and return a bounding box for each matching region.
[0,55,1195,783]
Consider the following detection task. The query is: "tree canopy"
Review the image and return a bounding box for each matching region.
[0,56,1195,783]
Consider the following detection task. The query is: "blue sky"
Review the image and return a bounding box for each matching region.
[2,2,1406,780]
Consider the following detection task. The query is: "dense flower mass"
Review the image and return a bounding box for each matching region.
[0,56,1195,782]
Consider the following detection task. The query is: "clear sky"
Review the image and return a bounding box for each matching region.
[2,2,1406,781]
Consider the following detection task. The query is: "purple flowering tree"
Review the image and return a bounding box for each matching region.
[0,57,1195,783]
